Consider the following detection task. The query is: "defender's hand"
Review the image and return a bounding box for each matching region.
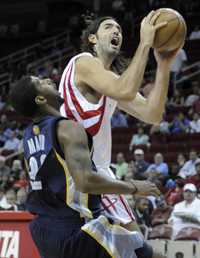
[140,11,167,48]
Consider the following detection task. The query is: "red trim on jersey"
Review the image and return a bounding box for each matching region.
[67,62,106,136]
[102,195,118,213]
[63,65,76,120]
[119,195,135,220]
[85,96,106,135]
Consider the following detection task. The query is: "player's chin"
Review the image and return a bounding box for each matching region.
[109,46,120,55]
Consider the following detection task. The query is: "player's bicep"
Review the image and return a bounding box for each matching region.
[65,140,92,186]
[76,57,121,99]
[57,120,93,191]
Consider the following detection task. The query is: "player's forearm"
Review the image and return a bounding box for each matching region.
[145,63,170,124]
[118,42,150,100]
[80,171,135,195]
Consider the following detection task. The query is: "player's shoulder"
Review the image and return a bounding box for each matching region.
[57,119,87,143]
[75,52,102,69]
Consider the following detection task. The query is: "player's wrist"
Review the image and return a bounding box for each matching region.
[138,41,151,51]
[129,180,138,194]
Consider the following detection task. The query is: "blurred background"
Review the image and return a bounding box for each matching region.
[0,1,200,256]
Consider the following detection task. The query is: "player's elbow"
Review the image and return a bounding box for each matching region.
[142,112,162,125]
[145,106,164,125]
[75,174,93,193]
[116,89,136,101]
[149,114,163,125]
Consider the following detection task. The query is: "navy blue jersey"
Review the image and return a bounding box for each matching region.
[23,116,101,220]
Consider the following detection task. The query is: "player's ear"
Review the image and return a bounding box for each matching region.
[35,95,47,106]
[88,34,97,44]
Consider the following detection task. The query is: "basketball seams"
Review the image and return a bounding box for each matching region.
[156,17,180,49]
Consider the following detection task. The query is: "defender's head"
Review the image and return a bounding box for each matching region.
[10,76,63,118]
[81,16,122,57]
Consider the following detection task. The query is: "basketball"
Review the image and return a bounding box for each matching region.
[153,8,187,53]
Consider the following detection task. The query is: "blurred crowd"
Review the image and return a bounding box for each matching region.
[0,0,200,242]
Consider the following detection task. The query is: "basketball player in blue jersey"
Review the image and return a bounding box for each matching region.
[59,11,182,234]
[10,76,166,258]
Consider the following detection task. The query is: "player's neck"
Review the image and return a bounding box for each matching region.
[33,106,60,122]
[97,50,114,70]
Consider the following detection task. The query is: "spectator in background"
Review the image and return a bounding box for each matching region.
[16,188,27,211]
[189,113,200,133]
[0,156,10,176]
[133,149,149,180]
[3,121,20,142]
[150,119,170,135]
[145,153,169,180]
[165,179,184,206]
[184,84,199,107]
[114,152,128,180]
[111,108,128,128]
[129,127,150,152]
[189,25,200,40]
[168,184,200,238]
[170,48,187,91]
[151,196,173,227]
[13,170,28,189]
[0,186,7,208]
[169,112,190,134]
[133,197,152,228]
[0,189,18,211]
[124,161,136,181]
[0,114,9,130]
[168,89,185,107]
[186,161,200,191]
[165,163,180,189]
[1,131,21,152]
[177,153,186,170]
[0,174,13,190]
[178,150,200,179]
[10,159,23,179]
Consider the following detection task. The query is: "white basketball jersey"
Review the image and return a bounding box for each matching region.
[59,52,117,172]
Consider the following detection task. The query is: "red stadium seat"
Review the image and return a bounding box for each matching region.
[148,224,172,240]
[175,227,200,241]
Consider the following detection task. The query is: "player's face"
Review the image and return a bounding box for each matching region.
[31,76,63,110]
[95,19,122,56]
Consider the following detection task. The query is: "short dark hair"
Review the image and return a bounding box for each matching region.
[10,76,39,117]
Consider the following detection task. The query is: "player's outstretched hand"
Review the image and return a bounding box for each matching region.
[140,10,167,48]
[130,179,160,197]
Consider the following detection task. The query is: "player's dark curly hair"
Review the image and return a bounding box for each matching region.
[81,16,128,75]
[10,76,39,118]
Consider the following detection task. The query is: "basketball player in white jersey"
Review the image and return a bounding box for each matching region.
[59,11,180,235]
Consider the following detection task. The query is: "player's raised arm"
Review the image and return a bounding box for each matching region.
[118,47,182,124]
[57,120,160,196]
[76,11,166,101]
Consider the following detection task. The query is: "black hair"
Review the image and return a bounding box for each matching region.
[81,16,128,75]
[10,76,39,118]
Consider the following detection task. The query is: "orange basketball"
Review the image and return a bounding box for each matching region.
[153,8,187,53]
